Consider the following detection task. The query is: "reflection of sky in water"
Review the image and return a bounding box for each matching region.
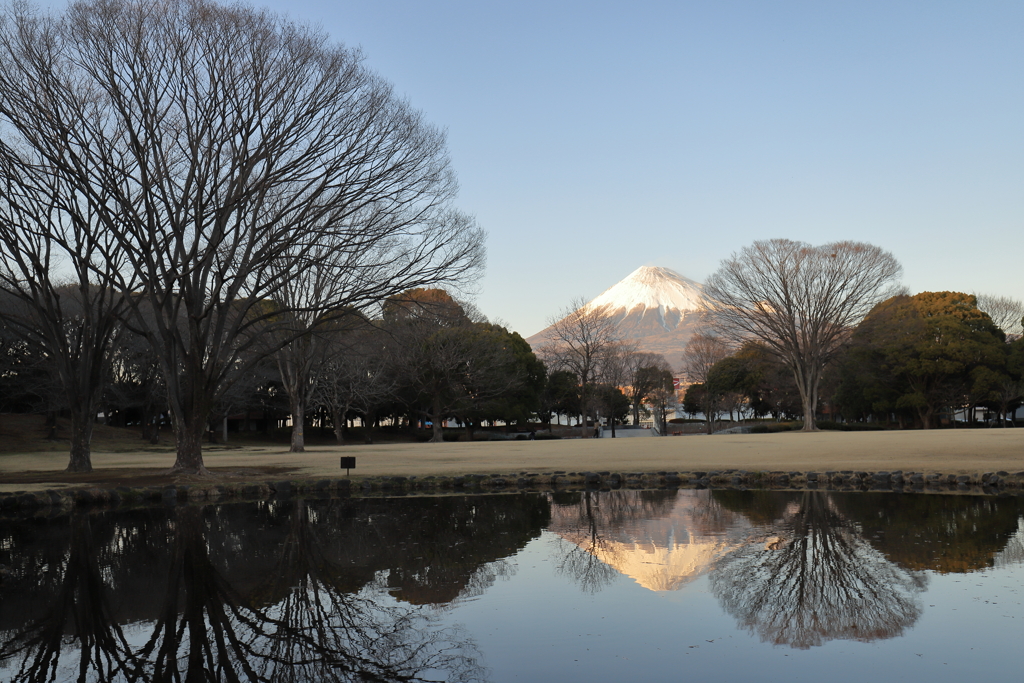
[449,534,1024,683]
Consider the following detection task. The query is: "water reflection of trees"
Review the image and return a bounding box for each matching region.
[0,514,143,681]
[835,494,1024,573]
[138,505,485,682]
[710,491,927,649]
[0,494,550,681]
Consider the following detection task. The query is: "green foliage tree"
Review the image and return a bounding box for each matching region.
[834,292,1005,428]
[593,383,630,426]
[386,289,539,441]
[983,335,1024,425]
[541,370,581,426]
[461,324,546,430]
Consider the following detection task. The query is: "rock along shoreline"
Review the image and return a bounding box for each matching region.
[2,467,1024,516]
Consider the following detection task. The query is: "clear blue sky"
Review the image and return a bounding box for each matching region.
[49,1,1024,336]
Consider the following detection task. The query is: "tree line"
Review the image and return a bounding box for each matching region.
[0,282,684,461]
[686,290,1024,430]
[685,238,1023,432]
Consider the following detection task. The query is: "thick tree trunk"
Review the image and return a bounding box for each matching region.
[65,407,94,473]
[793,364,819,431]
[428,396,444,443]
[169,417,209,475]
[801,393,818,431]
[289,397,305,453]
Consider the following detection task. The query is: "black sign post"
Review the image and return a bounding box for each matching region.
[340,456,356,477]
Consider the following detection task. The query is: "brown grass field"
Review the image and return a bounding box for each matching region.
[0,413,1021,492]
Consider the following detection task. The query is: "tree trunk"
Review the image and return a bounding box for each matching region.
[289,398,305,453]
[170,417,209,475]
[142,399,158,443]
[44,410,59,440]
[332,404,349,444]
[358,409,373,444]
[800,391,819,431]
[794,364,819,431]
[65,407,94,473]
[580,384,589,438]
[428,396,444,443]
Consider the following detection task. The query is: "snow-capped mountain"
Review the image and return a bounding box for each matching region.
[527,266,705,369]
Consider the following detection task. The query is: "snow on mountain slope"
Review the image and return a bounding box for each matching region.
[586,266,703,332]
[527,266,706,369]
[587,266,703,317]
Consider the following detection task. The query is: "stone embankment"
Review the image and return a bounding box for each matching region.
[2,468,1024,515]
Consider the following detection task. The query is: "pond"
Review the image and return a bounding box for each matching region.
[1,489,1023,682]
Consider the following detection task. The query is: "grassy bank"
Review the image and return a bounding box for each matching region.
[0,420,1021,493]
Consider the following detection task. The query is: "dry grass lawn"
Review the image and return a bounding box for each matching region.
[1,422,1022,492]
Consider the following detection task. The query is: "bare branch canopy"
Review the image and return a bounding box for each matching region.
[702,239,902,431]
[0,0,484,472]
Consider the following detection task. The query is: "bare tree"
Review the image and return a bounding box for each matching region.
[597,341,637,437]
[711,492,926,649]
[272,258,375,452]
[703,240,902,431]
[0,0,483,473]
[680,331,731,434]
[646,366,677,435]
[540,298,619,437]
[975,293,1024,338]
[0,146,133,471]
[313,324,395,444]
[104,328,166,442]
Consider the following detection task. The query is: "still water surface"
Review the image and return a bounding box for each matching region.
[1,490,1023,681]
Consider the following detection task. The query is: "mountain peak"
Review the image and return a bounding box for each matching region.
[587,265,703,314]
[527,265,705,369]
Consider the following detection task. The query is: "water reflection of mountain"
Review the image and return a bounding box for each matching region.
[548,490,757,591]
[0,495,549,682]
